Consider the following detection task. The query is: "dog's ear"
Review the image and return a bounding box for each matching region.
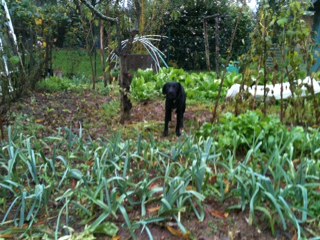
[162,83,168,95]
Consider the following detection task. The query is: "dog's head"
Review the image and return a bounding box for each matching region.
[162,82,183,100]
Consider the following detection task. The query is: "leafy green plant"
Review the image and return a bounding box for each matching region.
[131,68,240,102]
[0,130,51,228]
[229,157,315,239]
[131,69,159,101]
[159,162,205,234]
[197,111,287,154]
[213,125,320,239]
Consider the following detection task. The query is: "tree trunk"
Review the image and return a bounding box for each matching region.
[134,0,141,31]
[119,30,138,123]
[80,0,136,123]
[214,16,220,76]
[203,19,211,71]
[119,68,133,123]
[88,19,97,90]
[100,20,108,86]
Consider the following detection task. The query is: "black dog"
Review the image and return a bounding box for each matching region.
[162,82,186,136]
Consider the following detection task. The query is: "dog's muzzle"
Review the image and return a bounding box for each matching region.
[167,91,177,99]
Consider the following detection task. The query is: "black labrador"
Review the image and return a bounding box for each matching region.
[162,82,186,136]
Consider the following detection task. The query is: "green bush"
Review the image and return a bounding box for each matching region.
[131,68,241,102]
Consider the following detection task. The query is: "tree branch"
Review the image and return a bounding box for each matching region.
[79,0,121,54]
[80,0,118,23]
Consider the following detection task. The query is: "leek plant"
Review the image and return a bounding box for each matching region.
[1,121,320,239]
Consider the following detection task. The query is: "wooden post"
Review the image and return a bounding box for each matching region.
[212,13,241,122]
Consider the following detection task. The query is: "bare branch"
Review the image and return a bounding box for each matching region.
[79,0,118,23]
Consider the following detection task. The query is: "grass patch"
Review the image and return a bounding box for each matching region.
[52,48,104,78]
[35,76,90,92]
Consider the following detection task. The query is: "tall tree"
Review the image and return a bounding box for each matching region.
[79,0,137,123]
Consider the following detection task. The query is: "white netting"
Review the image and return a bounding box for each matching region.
[226,77,320,100]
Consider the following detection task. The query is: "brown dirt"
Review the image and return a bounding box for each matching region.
[115,199,280,240]
[9,90,213,139]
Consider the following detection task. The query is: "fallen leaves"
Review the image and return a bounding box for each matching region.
[210,209,229,219]
[224,179,230,194]
[147,206,161,215]
[35,119,45,124]
[167,226,191,240]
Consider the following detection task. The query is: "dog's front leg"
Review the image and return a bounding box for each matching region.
[176,111,184,136]
[163,102,172,136]
[163,115,170,136]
